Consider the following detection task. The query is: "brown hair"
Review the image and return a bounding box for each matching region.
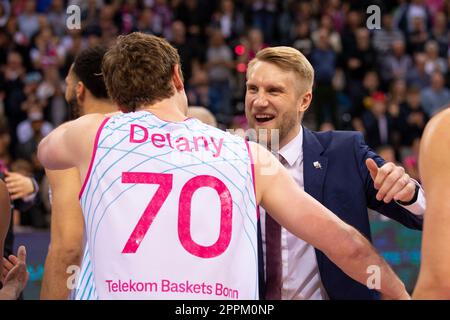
[102,32,182,112]
[248,46,314,92]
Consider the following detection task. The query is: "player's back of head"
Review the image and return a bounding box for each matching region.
[102,32,182,112]
[73,46,109,100]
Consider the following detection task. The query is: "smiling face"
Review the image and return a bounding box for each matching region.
[245,60,311,148]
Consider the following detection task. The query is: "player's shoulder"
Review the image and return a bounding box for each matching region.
[425,108,450,134]
[422,108,450,151]
[311,129,364,150]
[73,113,108,129]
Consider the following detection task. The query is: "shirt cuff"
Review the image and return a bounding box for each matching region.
[396,179,426,216]
[22,178,39,203]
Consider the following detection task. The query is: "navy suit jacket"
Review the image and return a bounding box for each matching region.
[301,127,422,299]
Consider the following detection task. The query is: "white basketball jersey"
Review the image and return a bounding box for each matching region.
[76,111,259,300]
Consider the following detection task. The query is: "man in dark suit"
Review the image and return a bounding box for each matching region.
[245,46,425,300]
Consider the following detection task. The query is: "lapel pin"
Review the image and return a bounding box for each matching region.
[313,161,322,169]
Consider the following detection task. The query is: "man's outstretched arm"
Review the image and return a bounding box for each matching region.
[250,142,409,299]
[41,168,84,300]
[413,109,450,299]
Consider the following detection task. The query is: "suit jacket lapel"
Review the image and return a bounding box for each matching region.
[302,127,329,283]
[302,127,328,204]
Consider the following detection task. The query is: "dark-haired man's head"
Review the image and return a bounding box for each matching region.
[102,32,186,113]
[65,46,110,118]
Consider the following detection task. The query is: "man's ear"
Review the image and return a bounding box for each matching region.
[76,81,85,102]
[298,91,312,113]
[172,64,184,91]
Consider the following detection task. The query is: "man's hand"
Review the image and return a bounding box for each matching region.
[4,170,35,201]
[366,158,416,203]
[1,246,29,300]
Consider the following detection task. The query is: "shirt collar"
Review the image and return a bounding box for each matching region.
[278,127,303,167]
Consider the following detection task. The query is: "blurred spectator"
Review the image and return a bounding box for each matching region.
[421,71,450,116]
[209,0,245,44]
[98,5,119,46]
[9,158,46,228]
[323,0,346,34]
[187,64,209,110]
[425,0,445,17]
[17,0,40,41]
[174,0,208,41]
[424,40,447,75]
[81,0,102,31]
[406,52,431,89]
[119,0,139,35]
[381,39,412,85]
[0,117,11,165]
[311,14,342,53]
[351,70,381,132]
[389,79,408,106]
[16,96,53,162]
[372,13,405,56]
[37,67,66,126]
[152,0,175,39]
[291,21,313,57]
[310,28,338,128]
[395,0,431,36]
[397,87,428,146]
[0,0,10,28]
[248,0,278,44]
[406,15,429,53]
[341,10,363,53]
[206,29,234,124]
[345,28,376,101]
[430,11,449,57]
[170,20,201,85]
[245,28,268,63]
[3,51,27,153]
[47,0,66,37]
[361,92,396,149]
[30,26,66,71]
[136,7,155,34]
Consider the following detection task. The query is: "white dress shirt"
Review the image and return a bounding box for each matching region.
[260,128,426,300]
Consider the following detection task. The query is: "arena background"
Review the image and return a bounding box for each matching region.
[1,0,448,299]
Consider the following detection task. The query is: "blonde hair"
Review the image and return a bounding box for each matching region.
[248,46,314,92]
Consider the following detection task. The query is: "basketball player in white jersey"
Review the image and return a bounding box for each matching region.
[413,108,450,299]
[38,33,409,300]
[41,46,117,299]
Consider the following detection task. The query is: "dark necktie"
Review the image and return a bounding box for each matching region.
[264,154,286,300]
[264,212,282,300]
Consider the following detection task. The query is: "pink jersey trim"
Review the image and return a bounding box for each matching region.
[245,140,260,220]
[79,117,111,199]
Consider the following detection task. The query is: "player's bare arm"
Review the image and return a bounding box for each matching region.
[249,142,409,300]
[41,168,84,300]
[38,113,106,172]
[413,109,450,299]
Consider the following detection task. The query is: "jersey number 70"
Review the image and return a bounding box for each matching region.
[121,172,233,258]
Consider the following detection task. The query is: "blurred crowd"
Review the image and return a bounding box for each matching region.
[0,0,448,229]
